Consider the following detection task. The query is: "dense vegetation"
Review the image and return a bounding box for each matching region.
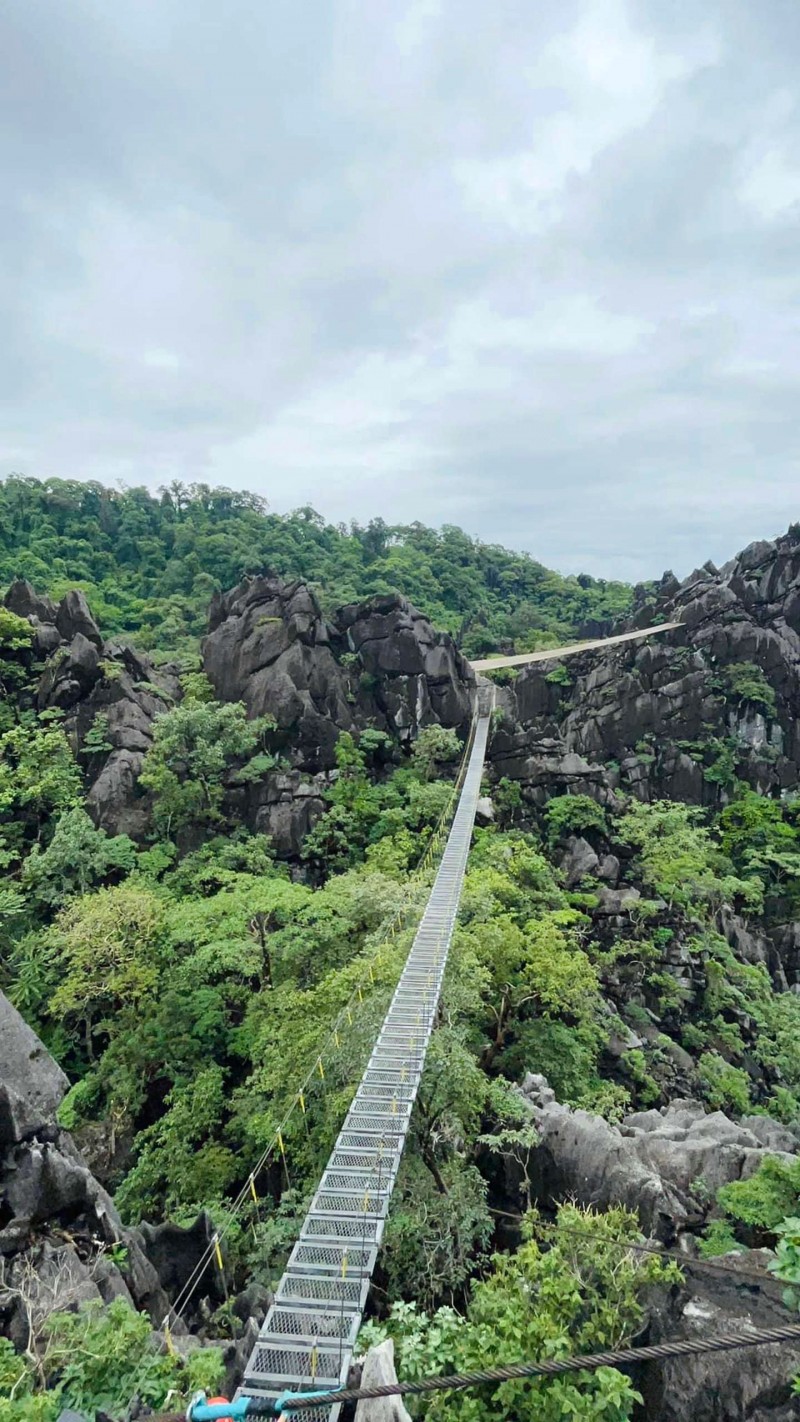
[3,492,800,1418]
[0,475,635,658]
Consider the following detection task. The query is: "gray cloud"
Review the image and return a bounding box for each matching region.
[2,0,800,579]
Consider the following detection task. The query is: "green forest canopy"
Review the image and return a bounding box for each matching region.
[0,475,637,658]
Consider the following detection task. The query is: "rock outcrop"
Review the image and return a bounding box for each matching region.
[203,576,474,853]
[641,1259,800,1422]
[203,577,474,767]
[518,1075,799,1242]
[0,991,217,1345]
[489,528,800,811]
[4,580,181,838]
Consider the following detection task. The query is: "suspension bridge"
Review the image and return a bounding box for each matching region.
[231,623,693,1417]
[161,613,800,1422]
[232,622,679,1415]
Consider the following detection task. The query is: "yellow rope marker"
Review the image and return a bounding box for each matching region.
[357,985,363,1004]
[213,1234,224,1273]
[346,1007,353,1026]
[317,1057,325,1081]
[369,963,375,983]
[164,1319,177,1357]
[341,1250,348,1280]
[277,1129,285,1158]
[298,1090,306,1114]
[401,1064,407,1083]
[391,1094,398,1116]
[334,1030,340,1050]
[249,1174,258,1204]
[362,1189,371,1212]
[310,1345,318,1382]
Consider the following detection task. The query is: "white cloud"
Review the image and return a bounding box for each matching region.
[738,146,800,220]
[143,348,181,370]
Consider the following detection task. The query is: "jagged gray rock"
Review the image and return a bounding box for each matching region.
[640,1258,800,1422]
[355,1340,414,1422]
[518,1076,798,1240]
[0,992,68,1145]
[560,835,600,886]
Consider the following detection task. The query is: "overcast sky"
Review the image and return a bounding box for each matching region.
[3,0,800,581]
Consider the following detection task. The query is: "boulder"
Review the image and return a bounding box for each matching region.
[355,1339,413,1422]
[560,835,600,887]
[3,578,57,625]
[55,589,102,648]
[0,992,68,1145]
[136,1213,218,1302]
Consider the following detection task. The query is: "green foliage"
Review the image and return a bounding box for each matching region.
[22,808,137,909]
[139,699,275,834]
[411,725,461,780]
[545,793,607,844]
[0,1298,223,1421]
[365,1203,679,1422]
[716,662,777,717]
[696,1052,752,1114]
[768,1216,800,1312]
[78,711,113,757]
[617,799,757,911]
[0,475,634,658]
[0,606,35,697]
[718,1156,800,1232]
[698,1220,745,1258]
[0,715,82,865]
[718,789,800,910]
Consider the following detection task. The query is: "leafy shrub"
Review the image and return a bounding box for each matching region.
[696,1052,752,1114]
[718,1156,800,1231]
[544,793,607,844]
[716,662,777,717]
[698,1220,745,1258]
[0,1299,223,1421]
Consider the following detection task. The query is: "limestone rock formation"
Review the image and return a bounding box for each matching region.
[355,1339,413,1422]
[203,575,474,852]
[3,580,181,838]
[203,576,473,768]
[641,1260,800,1422]
[489,527,800,810]
[0,990,220,1345]
[518,1074,799,1241]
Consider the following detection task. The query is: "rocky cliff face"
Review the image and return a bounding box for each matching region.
[0,990,187,1346]
[5,574,474,858]
[202,575,474,855]
[489,528,800,811]
[4,580,181,838]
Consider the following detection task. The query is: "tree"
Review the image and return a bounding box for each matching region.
[45,883,166,1059]
[22,808,136,909]
[364,1203,679,1422]
[138,700,275,835]
[0,716,82,864]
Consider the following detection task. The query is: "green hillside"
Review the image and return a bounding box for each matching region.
[0,474,634,657]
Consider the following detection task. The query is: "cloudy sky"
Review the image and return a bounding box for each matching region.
[3,0,800,580]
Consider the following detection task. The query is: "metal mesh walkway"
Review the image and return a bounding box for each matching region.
[240,696,493,1416]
